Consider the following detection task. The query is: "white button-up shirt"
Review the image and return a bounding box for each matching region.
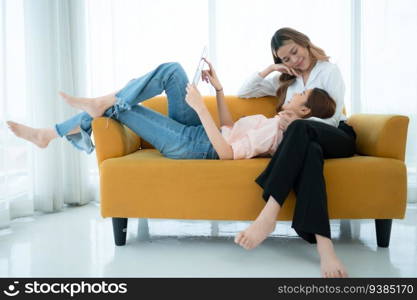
[237,60,347,127]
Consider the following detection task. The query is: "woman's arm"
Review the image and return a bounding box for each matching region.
[185,84,234,160]
[196,107,234,160]
[214,89,234,127]
[237,64,300,98]
[201,59,234,127]
[237,72,278,98]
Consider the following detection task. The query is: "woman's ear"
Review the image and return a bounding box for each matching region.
[300,106,311,117]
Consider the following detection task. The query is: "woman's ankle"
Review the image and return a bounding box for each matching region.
[42,128,58,143]
[316,235,337,257]
[259,196,281,217]
[99,94,117,106]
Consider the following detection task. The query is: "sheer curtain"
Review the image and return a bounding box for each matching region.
[361,0,417,202]
[24,0,93,211]
[0,0,94,230]
[84,0,210,96]
[0,0,32,228]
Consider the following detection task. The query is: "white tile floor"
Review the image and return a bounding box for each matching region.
[0,202,416,278]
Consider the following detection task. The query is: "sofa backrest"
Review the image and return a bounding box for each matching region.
[140,95,278,149]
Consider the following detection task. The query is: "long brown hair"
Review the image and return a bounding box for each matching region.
[271,28,330,112]
[302,88,336,118]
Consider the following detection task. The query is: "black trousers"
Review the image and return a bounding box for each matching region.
[255,119,356,244]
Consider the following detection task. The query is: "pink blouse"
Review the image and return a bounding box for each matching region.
[220,114,283,160]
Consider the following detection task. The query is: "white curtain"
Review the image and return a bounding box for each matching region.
[0,0,33,228]
[24,0,93,212]
[361,0,417,202]
[84,0,210,96]
[24,0,94,211]
[0,0,94,229]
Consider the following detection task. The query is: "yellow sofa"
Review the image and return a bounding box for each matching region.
[92,96,409,247]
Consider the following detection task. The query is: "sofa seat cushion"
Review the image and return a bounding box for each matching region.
[99,149,406,221]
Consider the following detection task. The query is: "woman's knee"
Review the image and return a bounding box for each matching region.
[284,119,319,142]
[156,62,186,81]
[158,62,184,73]
[286,119,310,132]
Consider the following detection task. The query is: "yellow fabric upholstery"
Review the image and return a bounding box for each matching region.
[93,118,141,164]
[347,114,409,161]
[92,96,409,222]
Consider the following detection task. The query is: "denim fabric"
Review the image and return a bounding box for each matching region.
[55,112,94,154]
[55,62,219,160]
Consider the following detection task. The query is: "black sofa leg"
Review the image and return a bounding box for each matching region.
[112,218,128,246]
[375,219,392,248]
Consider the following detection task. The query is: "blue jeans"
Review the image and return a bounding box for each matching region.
[55,62,219,159]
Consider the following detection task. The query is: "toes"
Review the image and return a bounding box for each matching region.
[59,92,72,102]
[234,235,238,244]
[245,239,254,250]
[238,235,246,248]
[235,232,243,244]
[6,121,16,128]
[240,236,247,247]
[247,238,258,250]
[340,269,348,278]
[327,272,333,278]
[241,237,250,250]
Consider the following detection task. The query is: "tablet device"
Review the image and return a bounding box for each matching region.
[192,46,208,86]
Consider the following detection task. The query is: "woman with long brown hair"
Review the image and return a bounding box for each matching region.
[235,27,356,278]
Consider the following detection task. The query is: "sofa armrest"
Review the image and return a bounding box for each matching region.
[347,114,409,161]
[92,117,141,164]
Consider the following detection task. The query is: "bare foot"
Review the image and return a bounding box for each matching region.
[6,121,57,148]
[316,235,348,278]
[320,253,348,278]
[59,92,112,118]
[234,217,276,250]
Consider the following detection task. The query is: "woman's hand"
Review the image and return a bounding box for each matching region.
[260,64,301,78]
[271,64,301,77]
[278,110,300,131]
[185,84,205,113]
[201,58,223,91]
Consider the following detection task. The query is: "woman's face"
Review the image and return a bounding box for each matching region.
[276,40,311,71]
[281,89,312,116]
